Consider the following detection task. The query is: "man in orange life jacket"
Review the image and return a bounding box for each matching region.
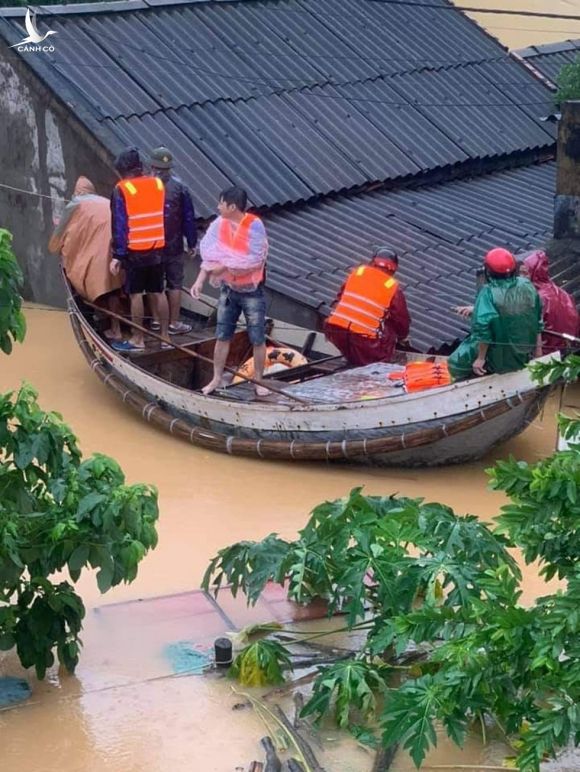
[324,248,411,366]
[190,186,269,396]
[110,147,170,351]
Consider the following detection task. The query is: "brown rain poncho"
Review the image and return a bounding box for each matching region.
[49,176,122,301]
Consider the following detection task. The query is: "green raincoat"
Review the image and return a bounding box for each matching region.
[448,276,542,381]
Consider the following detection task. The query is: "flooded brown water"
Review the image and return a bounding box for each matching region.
[458,0,580,49]
[0,306,574,771]
[4,14,579,768]
[2,17,579,765]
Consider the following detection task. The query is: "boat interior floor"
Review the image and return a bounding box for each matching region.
[224,362,406,404]
[100,313,411,404]
[122,326,210,354]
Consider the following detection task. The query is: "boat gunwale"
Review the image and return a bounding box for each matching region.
[70,307,550,462]
[68,288,556,424]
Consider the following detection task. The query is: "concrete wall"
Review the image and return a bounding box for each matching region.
[0,49,115,306]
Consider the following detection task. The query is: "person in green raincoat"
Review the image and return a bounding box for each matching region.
[448,248,543,381]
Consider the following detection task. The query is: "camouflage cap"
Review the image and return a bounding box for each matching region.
[150,146,173,170]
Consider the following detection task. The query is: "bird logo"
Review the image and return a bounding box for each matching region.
[10,7,57,47]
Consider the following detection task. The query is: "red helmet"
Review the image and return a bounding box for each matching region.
[484,248,516,275]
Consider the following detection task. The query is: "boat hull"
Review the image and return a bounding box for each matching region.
[362,392,544,466]
[69,304,552,467]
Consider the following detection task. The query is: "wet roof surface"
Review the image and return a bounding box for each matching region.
[0,0,567,354]
[265,161,561,352]
[517,39,580,85]
[0,0,555,218]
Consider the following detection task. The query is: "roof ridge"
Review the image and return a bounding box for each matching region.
[516,39,580,59]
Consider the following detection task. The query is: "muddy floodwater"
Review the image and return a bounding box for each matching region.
[459,0,580,49]
[4,13,580,771]
[0,306,576,772]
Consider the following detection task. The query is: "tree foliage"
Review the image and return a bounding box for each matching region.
[0,229,26,355]
[0,230,159,679]
[229,639,292,687]
[204,358,580,770]
[555,56,580,105]
[0,385,159,678]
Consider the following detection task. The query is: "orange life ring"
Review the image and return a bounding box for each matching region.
[233,347,308,384]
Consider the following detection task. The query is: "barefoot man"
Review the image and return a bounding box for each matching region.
[190,187,269,396]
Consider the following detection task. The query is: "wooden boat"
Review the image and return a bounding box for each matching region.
[67,284,556,467]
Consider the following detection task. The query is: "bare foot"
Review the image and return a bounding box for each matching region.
[104,329,122,342]
[202,377,224,395]
[128,337,146,350]
[255,384,270,397]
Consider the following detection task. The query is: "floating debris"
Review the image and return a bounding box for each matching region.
[0,677,31,708]
[163,642,211,675]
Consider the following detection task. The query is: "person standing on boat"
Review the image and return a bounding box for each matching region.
[49,176,124,342]
[520,250,579,355]
[190,187,269,396]
[448,248,543,381]
[324,247,411,366]
[110,148,170,351]
[149,146,197,335]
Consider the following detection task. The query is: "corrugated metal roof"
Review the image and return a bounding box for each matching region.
[516,40,580,86]
[264,162,559,352]
[0,0,556,218]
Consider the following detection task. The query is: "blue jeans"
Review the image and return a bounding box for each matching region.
[216,286,266,345]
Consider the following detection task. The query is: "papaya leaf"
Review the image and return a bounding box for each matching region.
[229,640,292,687]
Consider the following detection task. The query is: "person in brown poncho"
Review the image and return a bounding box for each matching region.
[49,176,124,341]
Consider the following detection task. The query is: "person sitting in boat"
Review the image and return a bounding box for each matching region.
[190,186,269,396]
[324,247,411,366]
[519,249,579,355]
[110,148,170,351]
[448,248,543,381]
[49,176,124,342]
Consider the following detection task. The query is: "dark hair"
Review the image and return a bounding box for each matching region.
[372,246,399,264]
[114,147,143,177]
[219,186,248,211]
[485,267,516,281]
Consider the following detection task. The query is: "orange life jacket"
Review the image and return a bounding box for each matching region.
[388,361,451,392]
[117,176,165,252]
[327,265,399,337]
[218,213,264,289]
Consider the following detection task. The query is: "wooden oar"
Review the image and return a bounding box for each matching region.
[84,301,311,405]
[544,329,580,346]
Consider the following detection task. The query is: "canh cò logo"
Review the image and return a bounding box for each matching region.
[10,7,57,52]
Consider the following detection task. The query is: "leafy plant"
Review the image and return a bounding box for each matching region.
[491,452,580,580]
[530,353,580,386]
[227,621,284,648]
[301,659,386,729]
[203,533,292,605]
[229,639,292,687]
[205,354,580,770]
[555,56,580,105]
[204,489,516,623]
[0,384,159,678]
[0,229,26,354]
